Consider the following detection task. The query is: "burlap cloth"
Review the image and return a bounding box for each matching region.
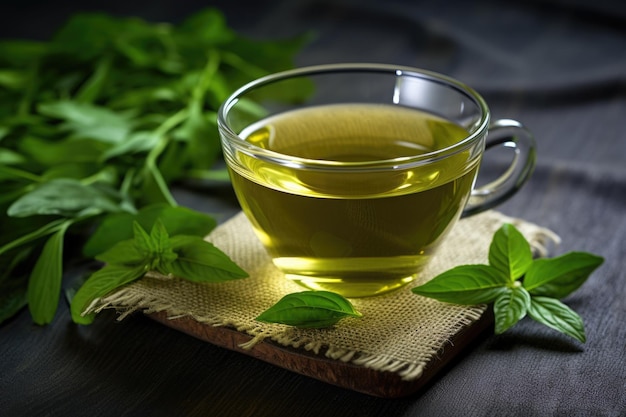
[87,210,559,381]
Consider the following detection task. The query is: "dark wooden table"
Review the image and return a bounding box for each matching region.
[2,1,625,416]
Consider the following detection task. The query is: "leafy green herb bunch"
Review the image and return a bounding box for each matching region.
[0,9,308,325]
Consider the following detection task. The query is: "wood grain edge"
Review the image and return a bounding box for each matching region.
[148,310,493,398]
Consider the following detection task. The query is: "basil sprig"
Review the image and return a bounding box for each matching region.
[70,218,247,324]
[412,223,604,342]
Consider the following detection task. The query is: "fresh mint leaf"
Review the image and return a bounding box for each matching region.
[132,221,156,256]
[95,239,147,266]
[70,264,146,325]
[150,220,171,251]
[411,265,509,304]
[82,204,217,257]
[7,178,121,218]
[19,136,108,167]
[149,220,179,270]
[74,54,112,103]
[0,147,26,165]
[100,130,160,161]
[71,232,246,324]
[488,223,533,281]
[256,291,362,329]
[528,296,586,343]
[411,223,602,343]
[166,235,247,282]
[27,221,71,325]
[493,284,531,334]
[37,100,134,144]
[523,252,604,299]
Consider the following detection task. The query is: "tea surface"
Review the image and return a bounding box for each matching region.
[229,104,479,296]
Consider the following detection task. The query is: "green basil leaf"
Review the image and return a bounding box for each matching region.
[256,291,362,328]
[523,252,604,299]
[150,219,171,250]
[74,54,112,103]
[50,13,119,60]
[175,108,220,171]
[19,136,109,167]
[166,236,247,282]
[527,296,586,343]
[150,220,178,267]
[70,264,146,325]
[411,265,509,305]
[140,162,178,206]
[95,239,146,266]
[493,285,531,334]
[132,221,155,255]
[37,100,134,144]
[27,221,71,325]
[489,223,533,281]
[100,131,160,161]
[82,204,216,257]
[7,178,121,218]
[0,147,26,165]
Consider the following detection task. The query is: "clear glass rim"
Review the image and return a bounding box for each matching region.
[217,63,491,170]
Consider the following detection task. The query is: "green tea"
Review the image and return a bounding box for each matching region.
[229,103,480,297]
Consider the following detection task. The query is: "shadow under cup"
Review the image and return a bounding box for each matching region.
[218,64,535,297]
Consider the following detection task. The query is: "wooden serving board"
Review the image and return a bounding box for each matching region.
[149,310,493,398]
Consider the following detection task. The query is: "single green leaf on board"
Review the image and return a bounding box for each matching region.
[489,223,533,281]
[256,291,362,328]
[527,296,586,343]
[493,284,532,334]
[166,235,248,282]
[70,264,147,325]
[523,252,604,299]
[411,265,509,305]
[27,221,71,325]
[7,178,121,218]
[82,204,216,257]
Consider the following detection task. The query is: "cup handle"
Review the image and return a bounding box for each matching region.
[462,119,536,218]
